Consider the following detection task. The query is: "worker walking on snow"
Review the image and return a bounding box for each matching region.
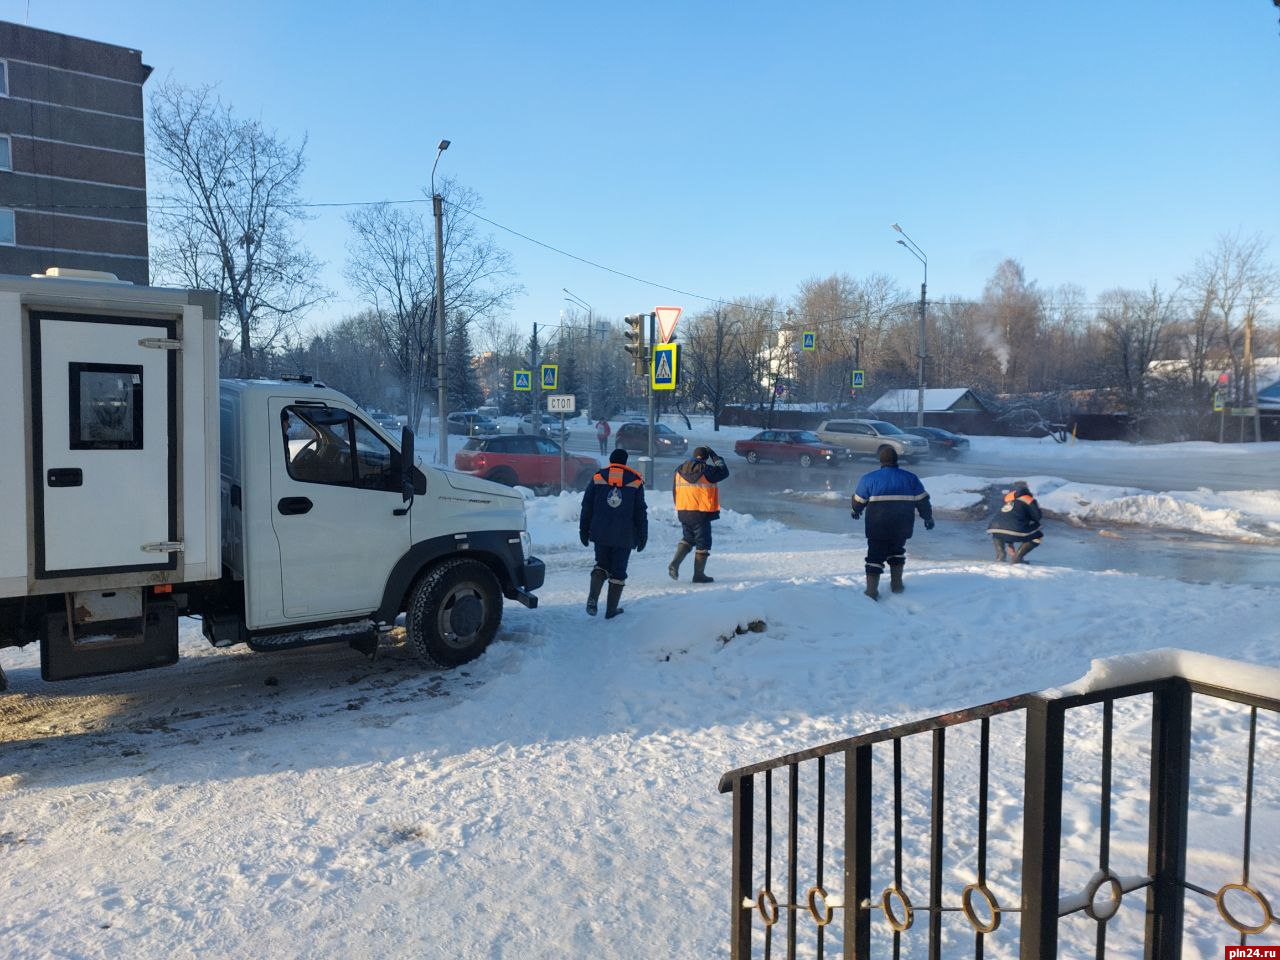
[987,480,1043,563]
[669,446,730,583]
[580,449,647,619]
[850,446,934,599]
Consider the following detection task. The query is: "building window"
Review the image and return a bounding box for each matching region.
[0,209,14,246]
[0,135,11,171]
[0,60,8,97]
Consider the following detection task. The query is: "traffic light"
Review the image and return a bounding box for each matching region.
[624,313,646,377]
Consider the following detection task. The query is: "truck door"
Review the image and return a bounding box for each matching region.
[269,400,410,620]
[31,311,177,577]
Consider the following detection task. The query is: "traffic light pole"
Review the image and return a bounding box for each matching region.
[646,312,656,485]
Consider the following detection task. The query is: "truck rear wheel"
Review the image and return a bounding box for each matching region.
[407,559,503,668]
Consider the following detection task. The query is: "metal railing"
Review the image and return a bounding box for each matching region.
[718,674,1278,958]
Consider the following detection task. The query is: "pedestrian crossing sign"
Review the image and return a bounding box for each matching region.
[651,342,679,392]
[802,331,816,351]
[513,369,532,391]
[541,365,558,390]
[852,369,865,389]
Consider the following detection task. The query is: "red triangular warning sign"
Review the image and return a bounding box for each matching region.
[655,306,682,344]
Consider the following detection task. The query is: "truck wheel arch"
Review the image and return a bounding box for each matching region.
[375,533,521,624]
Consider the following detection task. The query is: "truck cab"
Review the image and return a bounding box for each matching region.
[0,272,543,688]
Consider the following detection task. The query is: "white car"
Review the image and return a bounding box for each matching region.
[517,414,570,440]
[814,418,930,462]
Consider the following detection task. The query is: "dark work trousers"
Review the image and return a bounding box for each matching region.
[865,538,907,575]
[680,519,713,552]
[593,543,632,582]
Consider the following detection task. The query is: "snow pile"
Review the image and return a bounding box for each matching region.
[1047,648,1280,701]
[967,435,1279,461]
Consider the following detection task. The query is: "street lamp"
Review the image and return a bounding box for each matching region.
[431,140,451,464]
[892,223,928,427]
[562,288,595,416]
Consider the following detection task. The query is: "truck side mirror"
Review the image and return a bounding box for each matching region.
[400,426,416,503]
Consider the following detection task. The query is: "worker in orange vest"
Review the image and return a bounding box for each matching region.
[668,446,730,583]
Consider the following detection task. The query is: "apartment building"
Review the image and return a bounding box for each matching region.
[0,21,150,283]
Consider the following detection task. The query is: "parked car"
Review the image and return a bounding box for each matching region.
[448,410,500,436]
[454,435,598,492]
[900,425,971,459]
[814,418,930,462]
[733,430,840,467]
[517,413,571,440]
[614,421,689,456]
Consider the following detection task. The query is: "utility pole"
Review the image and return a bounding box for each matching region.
[647,311,656,470]
[892,223,928,427]
[431,139,450,466]
[532,321,541,419]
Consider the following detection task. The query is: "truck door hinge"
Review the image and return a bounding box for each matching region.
[141,541,185,553]
[138,337,182,350]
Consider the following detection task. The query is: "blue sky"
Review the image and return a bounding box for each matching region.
[10,1,1280,333]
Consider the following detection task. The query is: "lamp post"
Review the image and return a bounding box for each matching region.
[892,223,927,427]
[432,139,450,465]
[562,288,595,416]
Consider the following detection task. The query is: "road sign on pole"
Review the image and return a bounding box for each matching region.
[654,305,682,344]
[801,331,816,351]
[651,343,679,391]
[547,394,576,413]
[540,364,558,390]
[1213,391,1225,413]
[852,370,865,389]
[513,370,532,391]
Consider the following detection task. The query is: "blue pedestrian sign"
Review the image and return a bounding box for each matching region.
[651,343,679,392]
[513,369,532,391]
[541,364,558,390]
[802,331,816,351]
[852,369,865,389]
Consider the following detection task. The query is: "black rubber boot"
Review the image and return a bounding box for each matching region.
[1011,540,1039,564]
[889,565,905,594]
[668,541,692,580]
[692,551,714,583]
[604,580,626,619]
[586,567,607,616]
[864,570,880,600]
[993,537,1007,562]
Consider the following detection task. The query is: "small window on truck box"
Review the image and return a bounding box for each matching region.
[69,363,143,450]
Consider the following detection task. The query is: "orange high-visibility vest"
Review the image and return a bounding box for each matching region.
[1004,491,1034,506]
[674,471,720,512]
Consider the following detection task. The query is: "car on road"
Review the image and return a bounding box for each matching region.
[733,430,840,467]
[448,410,500,436]
[367,410,402,432]
[517,413,571,440]
[900,425,971,459]
[614,421,689,457]
[454,435,598,492]
[814,418,930,462]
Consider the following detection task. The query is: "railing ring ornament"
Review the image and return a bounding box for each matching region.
[806,885,834,926]
[1083,870,1124,922]
[756,888,779,927]
[881,884,914,932]
[1215,882,1274,936]
[961,881,1002,934]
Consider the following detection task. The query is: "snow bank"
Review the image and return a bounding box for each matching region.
[967,435,1280,460]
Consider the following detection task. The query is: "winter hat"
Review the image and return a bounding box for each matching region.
[878,446,899,466]
[609,449,629,465]
[693,446,711,460]
[1012,480,1031,495]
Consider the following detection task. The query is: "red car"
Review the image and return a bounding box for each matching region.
[734,430,840,467]
[454,435,599,491]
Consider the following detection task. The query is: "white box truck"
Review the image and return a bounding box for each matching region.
[0,271,544,689]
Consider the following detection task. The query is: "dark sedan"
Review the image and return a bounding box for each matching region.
[734,430,840,467]
[901,426,970,459]
[614,422,688,456]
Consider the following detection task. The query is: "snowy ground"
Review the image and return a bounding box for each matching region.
[2,488,1278,958]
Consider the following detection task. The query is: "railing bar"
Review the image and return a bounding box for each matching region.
[730,775,754,960]
[766,767,774,960]
[1185,680,1280,712]
[1183,880,1217,899]
[929,728,945,960]
[816,755,826,960]
[787,761,799,960]
[978,718,990,883]
[717,694,1033,792]
[894,737,904,888]
[1243,706,1257,884]
[845,745,873,960]
[1100,699,1113,874]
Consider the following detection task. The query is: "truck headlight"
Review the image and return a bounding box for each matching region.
[520,531,532,561]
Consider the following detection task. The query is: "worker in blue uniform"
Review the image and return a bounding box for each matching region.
[850,446,934,599]
[580,449,647,619]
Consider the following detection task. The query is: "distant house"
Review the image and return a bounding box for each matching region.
[867,388,988,416]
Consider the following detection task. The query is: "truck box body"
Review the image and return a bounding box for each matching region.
[0,273,220,600]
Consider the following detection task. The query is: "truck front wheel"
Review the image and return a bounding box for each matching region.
[407,559,504,668]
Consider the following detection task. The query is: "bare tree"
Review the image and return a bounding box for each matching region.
[1097,284,1177,428]
[149,81,329,376]
[345,180,521,429]
[683,308,756,429]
